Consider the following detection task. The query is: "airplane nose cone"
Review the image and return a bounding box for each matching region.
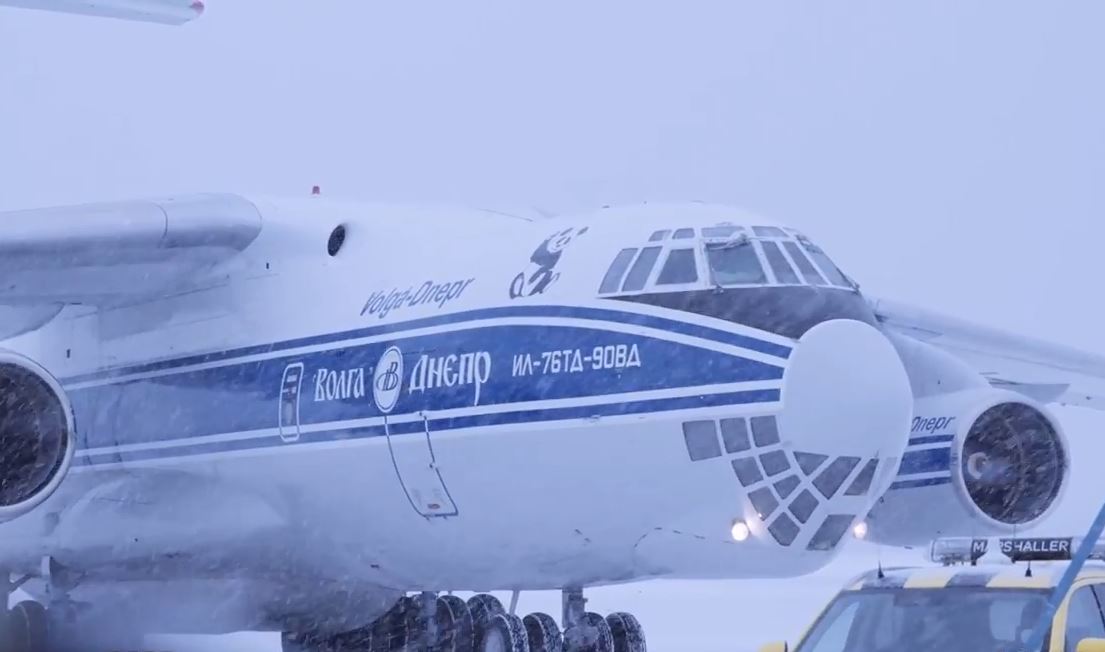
[634,319,914,578]
[779,318,913,465]
[720,318,914,557]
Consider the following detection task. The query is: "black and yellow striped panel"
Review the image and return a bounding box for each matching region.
[851,567,1061,590]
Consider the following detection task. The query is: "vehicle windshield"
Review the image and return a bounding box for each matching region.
[796,588,1050,652]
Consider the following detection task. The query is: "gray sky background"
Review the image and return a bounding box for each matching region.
[2,2,1103,649]
[2,2,1101,349]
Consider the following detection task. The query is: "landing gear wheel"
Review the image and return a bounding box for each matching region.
[467,593,505,652]
[375,596,415,652]
[564,612,613,652]
[523,612,562,652]
[478,613,530,652]
[282,628,348,652]
[280,631,315,652]
[8,601,49,652]
[432,595,474,652]
[605,613,646,652]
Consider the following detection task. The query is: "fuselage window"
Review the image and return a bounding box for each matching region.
[656,248,699,285]
[802,243,851,288]
[782,241,828,286]
[706,241,767,286]
[753,225,788,238]
[672,228,695,239]
[648,230,670,242]
[621,246,663,292]
[760,241,801,285]
[599,248,639,294]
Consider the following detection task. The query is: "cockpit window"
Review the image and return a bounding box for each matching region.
[800,241,852,288]
[599,248,639,294]
[760,241,801,285]
[656,249,698,285]
[706,240,767,286]
[598,225,855,296]
[783,241,828,286]
[702,225,742,238]
[621,246,663,291]
[753,225,788,238]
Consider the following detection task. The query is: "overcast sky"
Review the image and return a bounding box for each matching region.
[2,2,1103,649]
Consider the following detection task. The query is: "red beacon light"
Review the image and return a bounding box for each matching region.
[311,185,321,196]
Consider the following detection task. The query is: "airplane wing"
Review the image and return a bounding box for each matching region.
[869,297,1105,411]
[0,193,261,305]
[0,0,204,24]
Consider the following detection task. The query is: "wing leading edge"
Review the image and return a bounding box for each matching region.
[0,0,203,24]
[869,297,1105,411]
[0,193,261,305]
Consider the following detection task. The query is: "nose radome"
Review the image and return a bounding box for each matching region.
[779,318,913,474]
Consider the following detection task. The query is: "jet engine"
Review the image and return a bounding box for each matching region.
[0,351,75,522]
[865,387,1068,545]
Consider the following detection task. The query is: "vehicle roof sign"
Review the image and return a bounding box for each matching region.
[1000,537,1074,562]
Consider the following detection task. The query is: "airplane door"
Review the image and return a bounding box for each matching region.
[374,346,458,518]
[385,412,459,518]
[279,363,304,443]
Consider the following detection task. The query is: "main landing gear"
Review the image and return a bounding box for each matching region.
[1,559,99,652]
[282,589,647,652]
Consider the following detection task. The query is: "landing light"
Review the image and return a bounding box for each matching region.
[731,520,750,542]
[852,521,868,540]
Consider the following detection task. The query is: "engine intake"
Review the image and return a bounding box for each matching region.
[961,402,1065,527]
[0,351,74,521]
[866,388,1069,545]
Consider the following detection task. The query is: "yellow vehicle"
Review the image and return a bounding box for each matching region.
[758,537,1105,652]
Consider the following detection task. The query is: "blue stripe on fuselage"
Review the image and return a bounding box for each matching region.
[898,447,952,475]
[62,305,793,386]
[888,445,953,490]
[74,388,782,465]
[65,312,788,462]
[907,434,955,446]
[889,476,953,490]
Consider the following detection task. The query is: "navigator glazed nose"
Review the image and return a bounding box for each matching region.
[746,318,914,550]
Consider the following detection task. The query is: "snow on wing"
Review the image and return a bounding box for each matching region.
[869,296,1105,411]
[0,193,261,305]
[0,0,204,24]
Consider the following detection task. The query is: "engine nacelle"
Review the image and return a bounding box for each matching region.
[0,351,75,522]
[866,388,1068,546]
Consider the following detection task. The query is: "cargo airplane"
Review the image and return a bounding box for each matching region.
[0,191,1100,652]
[3,5,1105,652]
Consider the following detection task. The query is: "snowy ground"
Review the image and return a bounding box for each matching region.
[142,407,1105,652]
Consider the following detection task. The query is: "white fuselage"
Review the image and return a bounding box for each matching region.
[0,200,915,635]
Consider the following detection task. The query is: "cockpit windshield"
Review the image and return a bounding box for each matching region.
[597,224,855,295]
[705,238,766,286]
[796,588,1049,652]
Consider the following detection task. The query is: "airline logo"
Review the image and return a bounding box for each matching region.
[409,351,492,407]
[361,279,474,320]
[911,416,956,434]
[314,367,366,402]
[373,347,404,414]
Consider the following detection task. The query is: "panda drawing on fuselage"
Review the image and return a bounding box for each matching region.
[509,226,589,298]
